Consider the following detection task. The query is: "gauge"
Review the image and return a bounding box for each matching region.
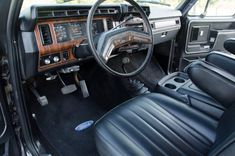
[92,22,99,35]
[92,20,105,36]
[69,22,83,40]
[54,23,70,43]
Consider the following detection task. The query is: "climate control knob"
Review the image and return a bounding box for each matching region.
[53,56,60,63]
[44,59,51,65]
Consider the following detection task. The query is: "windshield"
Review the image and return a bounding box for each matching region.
[22,0,184,10]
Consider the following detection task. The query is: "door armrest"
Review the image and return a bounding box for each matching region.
[224,38,235,54]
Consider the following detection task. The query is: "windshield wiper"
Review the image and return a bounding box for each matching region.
[136,0,171,7]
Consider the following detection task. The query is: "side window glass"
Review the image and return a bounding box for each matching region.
[189,0,235,16]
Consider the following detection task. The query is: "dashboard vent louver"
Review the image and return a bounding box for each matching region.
[38,11,54,18]
[53,10,66,17]
[67,10,79,16]
[99,9,108,14]
[37,7,120,19]
[109,8,118,13]
[128,7,133,12]
[38,24,52,46]
[106,19,113,30]
[79,9,89,15]
[127,6,150,15]
[143,8,150,13]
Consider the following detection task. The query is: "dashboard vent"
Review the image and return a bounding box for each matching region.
[37,7,120,19]
[67,10,79,16]
[99,9,109,14]
[53,10,66,17]
[128,7,135,12]
[109,8,118,13]
[79,9,89,15]
[38,24,52,46]
[106,19,113,30]
[143,7,150,14]
[38,11,53,18]
[96,8,119,15]
[127,6,150,16]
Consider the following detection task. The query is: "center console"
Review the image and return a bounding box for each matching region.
[157,72,226,120]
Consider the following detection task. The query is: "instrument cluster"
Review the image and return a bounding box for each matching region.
[54,20,104,43]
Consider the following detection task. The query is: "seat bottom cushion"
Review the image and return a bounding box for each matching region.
[95,93,218,156]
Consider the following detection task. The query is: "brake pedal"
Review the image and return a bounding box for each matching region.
[57,72,77,95]
[29,85,48,106]
[61,84,77,95]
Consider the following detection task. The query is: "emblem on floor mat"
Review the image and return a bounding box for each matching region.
[75,120,94,131]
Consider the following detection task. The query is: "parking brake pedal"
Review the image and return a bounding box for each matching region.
[29,85,48,106]
[57,72,77,95]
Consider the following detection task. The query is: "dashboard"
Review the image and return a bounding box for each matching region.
[34,17,111,72]
[19,4,182,79]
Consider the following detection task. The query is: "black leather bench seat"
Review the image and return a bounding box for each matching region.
[95,93,221,156]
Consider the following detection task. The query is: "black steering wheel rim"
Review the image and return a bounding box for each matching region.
[87,0,154,77]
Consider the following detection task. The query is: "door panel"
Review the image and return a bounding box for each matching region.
[185,17,235,54]
[179,17,235,70]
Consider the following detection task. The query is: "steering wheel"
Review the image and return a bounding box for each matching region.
[87,0,153,77]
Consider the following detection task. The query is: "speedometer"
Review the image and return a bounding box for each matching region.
[69,22,83,40]
[54,23,70,43]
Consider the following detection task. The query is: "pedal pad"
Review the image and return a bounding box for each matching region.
[37,96,48,106]
[29,85,49,106]
[80,80,89,98]
[61,84,77,95]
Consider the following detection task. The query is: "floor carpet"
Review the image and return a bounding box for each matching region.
[32,80,108,156]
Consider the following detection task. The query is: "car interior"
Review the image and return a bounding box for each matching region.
[2,0,235,155]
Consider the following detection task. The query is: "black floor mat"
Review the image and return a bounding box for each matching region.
[32,80,108,156]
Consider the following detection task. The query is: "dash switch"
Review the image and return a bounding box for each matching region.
[63,51,69,61]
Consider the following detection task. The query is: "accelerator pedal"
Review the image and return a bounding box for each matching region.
[74,73,90,98]
[79,80,89,98]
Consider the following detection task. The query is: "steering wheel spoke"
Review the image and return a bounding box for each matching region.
[97,27,152,62]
